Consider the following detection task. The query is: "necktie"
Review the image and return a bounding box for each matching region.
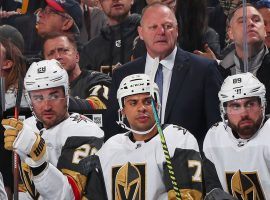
[155,63,163,105]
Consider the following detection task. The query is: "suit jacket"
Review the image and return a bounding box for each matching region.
[104,47,223,147]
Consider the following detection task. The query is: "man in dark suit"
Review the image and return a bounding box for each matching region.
[104,2,223,147]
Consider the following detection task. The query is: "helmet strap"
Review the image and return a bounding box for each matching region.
[116,109,157,135]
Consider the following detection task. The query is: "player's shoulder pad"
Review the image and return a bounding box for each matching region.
[210,122,221,129]
[163,124,188,135]
[86,70,111,86]
[64,113,104,138]
[68,113,101,128]
[57,137,103,172]
[208,121,224,134]
[62,136,104,152]
[162,124,199,151]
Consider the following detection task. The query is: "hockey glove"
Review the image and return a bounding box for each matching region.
[204,188,237,200]
[2,118,48,167]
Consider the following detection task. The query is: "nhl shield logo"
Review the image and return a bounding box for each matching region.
[37,67,46,73]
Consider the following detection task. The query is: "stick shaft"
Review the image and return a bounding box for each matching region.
[151,100,182,199]
[13,107,19,200]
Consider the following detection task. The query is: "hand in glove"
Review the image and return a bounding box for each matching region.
[2,118,48,167]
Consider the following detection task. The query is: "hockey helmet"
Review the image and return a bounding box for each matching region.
[116,74,160,135]
[117,73,160,109]
[218,72,266,118]
[24,59,69,107]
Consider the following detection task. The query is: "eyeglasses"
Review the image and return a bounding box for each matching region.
[225,100,261,114]
[31,93,66,104]
[35,7,71,19]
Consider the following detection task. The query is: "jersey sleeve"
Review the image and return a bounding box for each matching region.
[202,123,226,193]
[162,125,203,199]
[86,72,111,109]
[78,155,108,200]
[86,84,110,109]
[32,163,75,200]
[57,136,104,200]
[22,136,103,200]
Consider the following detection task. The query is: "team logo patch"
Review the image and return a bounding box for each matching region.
[70,114,91,123]
[112,162,145,200]
[226,170,265,200]
[37,66,46,73]
[115,40,121,47]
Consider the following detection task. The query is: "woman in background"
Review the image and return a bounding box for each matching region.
[175,0,221,57]
[0,25,29,200]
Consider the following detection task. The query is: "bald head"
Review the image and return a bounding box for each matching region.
[140,2,177,26]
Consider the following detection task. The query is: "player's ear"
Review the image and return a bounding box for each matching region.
[121,109,126,118]
[138,26,143,40]
[2,59,13,70]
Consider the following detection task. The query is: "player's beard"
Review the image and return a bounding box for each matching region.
[229,115,263,139]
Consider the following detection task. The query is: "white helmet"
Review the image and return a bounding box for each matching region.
[219,72,266,119]
[116,74,160,135]
[117,74,160,109]
[24,59,69,107]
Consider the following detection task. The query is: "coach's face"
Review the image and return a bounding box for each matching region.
[138,5,178,60]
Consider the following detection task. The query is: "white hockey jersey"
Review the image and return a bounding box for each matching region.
[19,113,104,200]
[0,172,7,200]
[96,124,203,200]
[203,120,270,199]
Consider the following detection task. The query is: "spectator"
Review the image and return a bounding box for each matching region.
[203,73,270,199]
[0,1,44,57]
[79,0,108,42]
[35,0,82,38]
[218,4,270,115]
[0,0,20,20]
[1,59,104,199]
[104,2,222,147]
[207,0,243,51]
[42,32,111,111]
[175,0,221,57]
[0,25,29,199]
[84,74,203,199]
[79,0,141,74]
[255,0,270,48]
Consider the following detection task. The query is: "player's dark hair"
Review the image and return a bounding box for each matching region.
[0,37,26,91]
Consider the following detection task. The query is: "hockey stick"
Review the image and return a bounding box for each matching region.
[13,78,23,200]
[150,58,182,200]
[0,77,4,125]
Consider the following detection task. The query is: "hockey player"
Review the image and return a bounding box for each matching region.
[84,74,203,199]
[203,72,270,199]
[1,59,104,199]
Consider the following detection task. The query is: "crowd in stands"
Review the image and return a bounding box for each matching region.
[0,0,270,199]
